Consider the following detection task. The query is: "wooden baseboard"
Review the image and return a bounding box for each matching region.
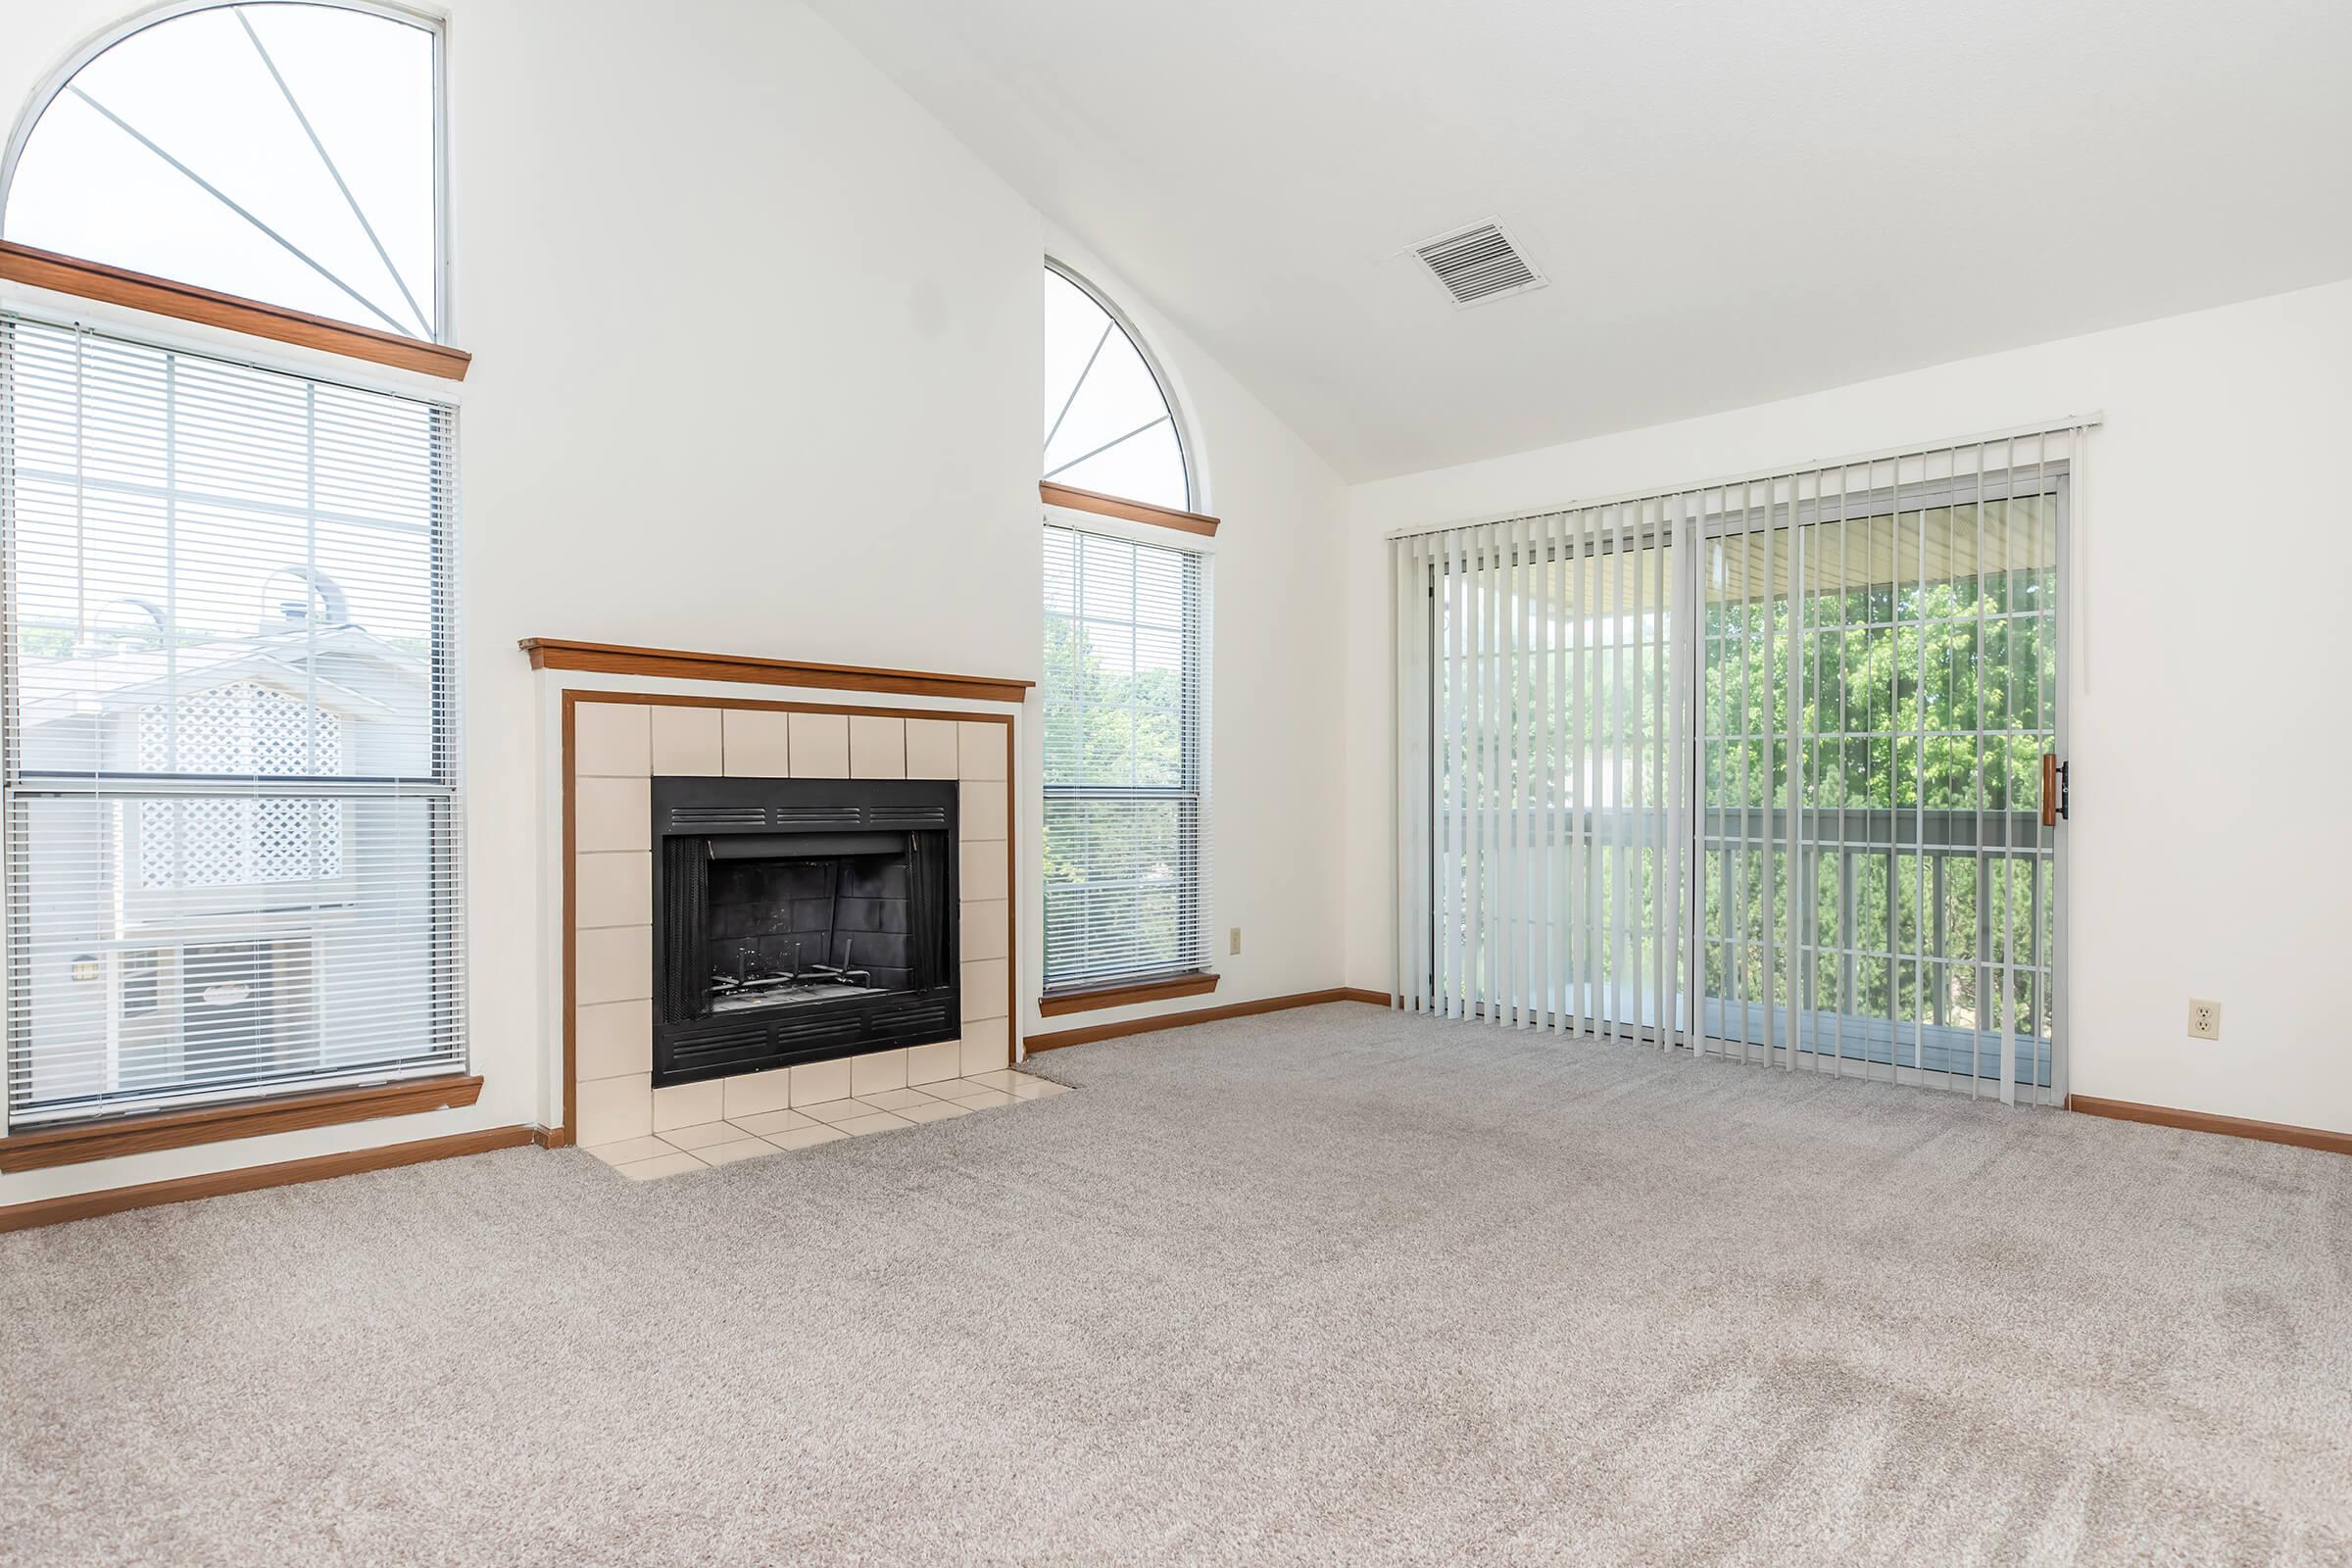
[0,1126,544,1234]
[1024,986,1385,1054]
[2069,1095,2352,1157]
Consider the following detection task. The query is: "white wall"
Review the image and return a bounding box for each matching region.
[1344,277,2352,1135]
[0,0,1348,1209]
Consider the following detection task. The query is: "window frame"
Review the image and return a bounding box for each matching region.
[0,0,453,348]
[0,4,467,1166]
[1039,507,1215,1004]
[0,312,468,1144]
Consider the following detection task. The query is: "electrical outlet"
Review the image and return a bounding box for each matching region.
[2187,999,2222,1041]
[1229,927,1242,956]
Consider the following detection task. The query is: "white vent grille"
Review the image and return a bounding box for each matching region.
[1414,220,1544,306]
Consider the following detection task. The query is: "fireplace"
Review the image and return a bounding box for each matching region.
[652,776,959,1087]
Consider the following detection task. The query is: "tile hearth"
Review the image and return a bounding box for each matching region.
[581,1068,1070,1179]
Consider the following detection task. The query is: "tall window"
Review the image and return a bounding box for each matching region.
[1041,526,1209,991]
[3,2,442,340]
[0,318,464,1123]
[1039,263,1211,994]
[0,2,461,1127]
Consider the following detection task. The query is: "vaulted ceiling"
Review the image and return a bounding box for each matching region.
[812,0,2352,480]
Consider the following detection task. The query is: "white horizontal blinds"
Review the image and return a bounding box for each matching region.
[1393,423,2081,1106]
[1,316,465,1127]
[1041,521,1211,991]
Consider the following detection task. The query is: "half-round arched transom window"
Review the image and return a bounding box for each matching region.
[2,2,441,340]
[1042,264,1189,511]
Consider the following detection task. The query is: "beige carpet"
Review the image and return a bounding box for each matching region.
[3,1004,2347,1565]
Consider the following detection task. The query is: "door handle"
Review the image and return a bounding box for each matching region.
[2040,753,2069,827]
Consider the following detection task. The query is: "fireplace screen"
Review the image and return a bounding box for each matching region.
[651,777,959,1087]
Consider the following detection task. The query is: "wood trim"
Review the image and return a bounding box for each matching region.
[547,690,1018,724]
[0,1126,539,1234]
[559,693,1023,1129]
[1041,481,1220,537]
[556,693,579,1150]
[1038,972,1218,1017]
[0,1074,484,1174]
[1331,988,1390,1005]
[0,241,470,381]
[2069,1095,2352,1157]
[1024,987,1383,1054]
[522,639,1034,705]
[1004,720,1020,1067]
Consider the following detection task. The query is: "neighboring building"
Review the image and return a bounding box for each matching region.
[11,591,436,1118]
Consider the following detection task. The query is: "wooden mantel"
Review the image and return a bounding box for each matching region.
[517,640,1034,705]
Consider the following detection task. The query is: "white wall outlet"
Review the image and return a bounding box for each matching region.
[2187,1000,2222,1041]
[1229,926,1242,956]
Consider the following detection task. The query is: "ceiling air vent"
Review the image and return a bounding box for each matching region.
[1413,220,1545,307]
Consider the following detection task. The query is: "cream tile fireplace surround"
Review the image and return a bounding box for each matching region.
[545,655,1026,1152]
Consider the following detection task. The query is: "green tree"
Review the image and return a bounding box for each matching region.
[1041,612,1192,976]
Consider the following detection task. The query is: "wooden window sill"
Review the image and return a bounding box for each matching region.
[0,1073,484,1174]
[1037,972,1219,1017]
[1040,480,1220,537]
[0,241,471,382]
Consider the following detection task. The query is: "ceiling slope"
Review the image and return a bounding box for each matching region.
[812,0,2352,480]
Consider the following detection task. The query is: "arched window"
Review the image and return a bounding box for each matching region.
[0,5,465,1128]
[1042,263,1190,511]
[1038,263,1214,1002]
[2,2,441,340]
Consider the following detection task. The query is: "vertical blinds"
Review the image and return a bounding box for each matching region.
[1392,426,2082,1107]
[1,315,466,1127]
[1041,520,1212,991]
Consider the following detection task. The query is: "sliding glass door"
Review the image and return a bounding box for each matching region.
[1395,432,2075,1107]
[1696,466,2064,1102]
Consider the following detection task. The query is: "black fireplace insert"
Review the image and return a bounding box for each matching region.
[651,776,959,1087]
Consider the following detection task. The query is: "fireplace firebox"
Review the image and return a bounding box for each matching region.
[651,776,959,1087]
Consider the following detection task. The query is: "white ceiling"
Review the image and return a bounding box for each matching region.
[811,0,2352,482]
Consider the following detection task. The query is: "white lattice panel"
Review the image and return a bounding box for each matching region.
[136,683,348,890]
[137,680,344,775]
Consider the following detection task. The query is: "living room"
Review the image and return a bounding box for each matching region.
[2,2,2347,1561]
